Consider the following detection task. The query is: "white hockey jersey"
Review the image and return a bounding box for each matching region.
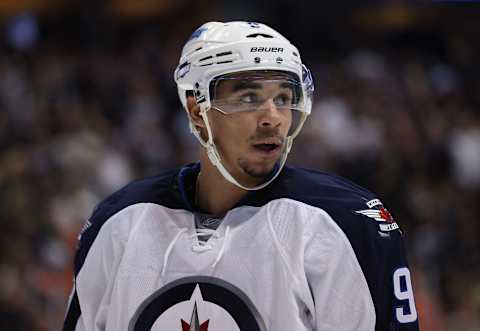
[64,163,419,331]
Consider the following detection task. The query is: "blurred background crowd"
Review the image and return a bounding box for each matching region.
[0,0,479,330]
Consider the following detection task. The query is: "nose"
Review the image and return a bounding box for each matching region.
[258,99,282,128]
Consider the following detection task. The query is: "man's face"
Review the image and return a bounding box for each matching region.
[206,71,297,185]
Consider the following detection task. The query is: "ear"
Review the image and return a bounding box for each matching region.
[186,96,206,128]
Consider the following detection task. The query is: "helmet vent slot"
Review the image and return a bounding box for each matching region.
[216,51,233,57]
[178,61,189,70]
[216,60,233,64]
[199,55,213,62]
[246,33,273,38]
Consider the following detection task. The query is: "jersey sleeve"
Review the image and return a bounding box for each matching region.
[321,199,419,331]
[63,169,181,330]
[303,208,377,330]
[63,203,129,331]
[364,220,419,330]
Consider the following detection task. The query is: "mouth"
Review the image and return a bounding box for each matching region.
[251,139,283,157]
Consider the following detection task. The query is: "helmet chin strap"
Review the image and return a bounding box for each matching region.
[206,135,292,191]
[190,105,307,191]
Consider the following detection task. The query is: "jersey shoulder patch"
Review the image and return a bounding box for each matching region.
[354,198,401,234]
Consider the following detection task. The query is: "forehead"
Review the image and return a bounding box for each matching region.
[211,70,298,96]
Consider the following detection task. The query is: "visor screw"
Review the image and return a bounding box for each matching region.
[254,57,261,64]
[276,57,283,64]
[195,82,199,88]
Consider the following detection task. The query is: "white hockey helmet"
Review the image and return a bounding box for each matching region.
[174,21,314,190]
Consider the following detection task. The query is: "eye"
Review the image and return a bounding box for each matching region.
[238,93,258,104]
[273,93,293,107]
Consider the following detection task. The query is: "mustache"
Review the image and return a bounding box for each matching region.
[248,127,285,144]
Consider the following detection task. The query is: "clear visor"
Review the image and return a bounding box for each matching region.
[209,69,313,136]
[210,70,312,114]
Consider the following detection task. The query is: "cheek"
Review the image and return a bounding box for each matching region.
[209,112,256,142]
[208,114,239,151]
[209,115,229,142]
[284,111,293,129]
[276,111,292,135]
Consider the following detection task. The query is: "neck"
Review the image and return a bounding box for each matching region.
[196,152,250,216]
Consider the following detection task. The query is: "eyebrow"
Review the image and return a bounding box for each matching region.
[232,81,262,92]
[232,81,294,92]
[280,82,294,90]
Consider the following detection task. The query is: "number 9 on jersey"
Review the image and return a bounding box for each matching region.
[393,267,418,323]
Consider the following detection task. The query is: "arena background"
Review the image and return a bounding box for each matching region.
[0,1,479,330]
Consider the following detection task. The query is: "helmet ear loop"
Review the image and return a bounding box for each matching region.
[188,120,206,146]
[186,99,212,149]
[199,105,223,168]
[200,106,214,146]
[184,90,210,148]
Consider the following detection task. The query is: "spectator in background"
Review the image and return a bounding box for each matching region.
[0,16,479,331]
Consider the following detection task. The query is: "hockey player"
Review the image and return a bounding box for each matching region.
[64,21,419,331]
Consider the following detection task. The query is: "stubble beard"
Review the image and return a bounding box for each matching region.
[237,141,284,179]
[214,125,286,181]
[238,158,276,178]
[239,128,285,179]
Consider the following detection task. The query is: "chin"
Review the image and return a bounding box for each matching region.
[239,159,278,179]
